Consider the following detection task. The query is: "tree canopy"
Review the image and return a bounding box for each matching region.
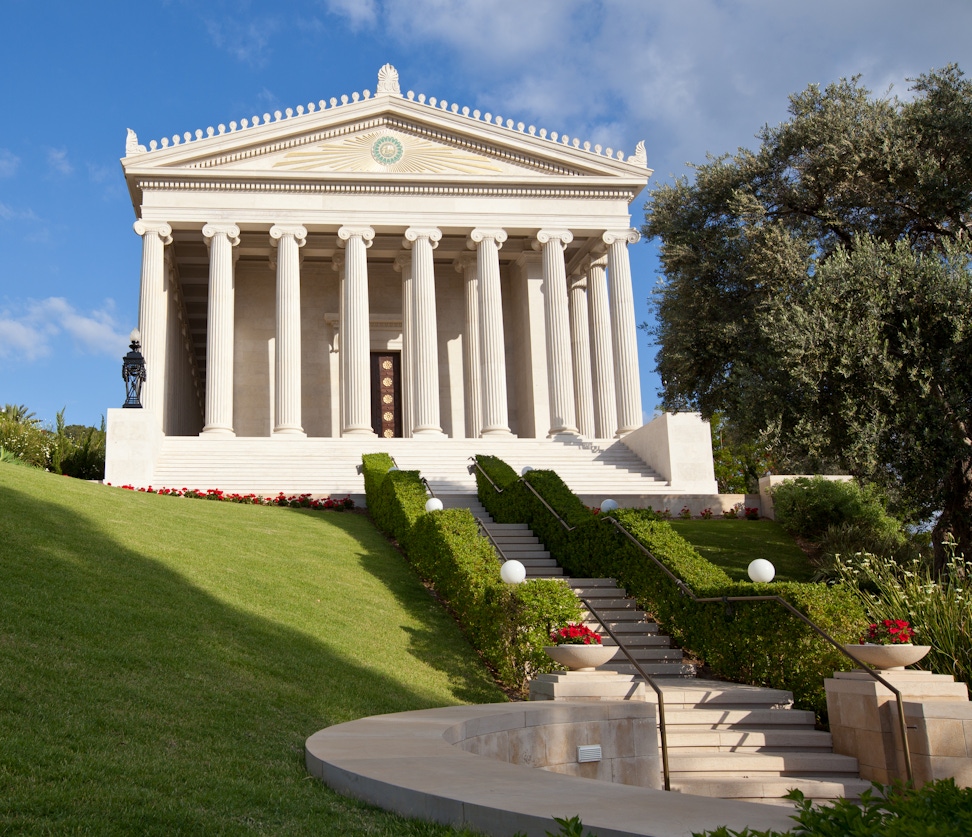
[644,65,972,565]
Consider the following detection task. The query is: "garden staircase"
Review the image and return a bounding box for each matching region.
[437,492,870,805]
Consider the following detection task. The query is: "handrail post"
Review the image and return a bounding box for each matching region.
[600,515,916,784]
[580,596,672,792]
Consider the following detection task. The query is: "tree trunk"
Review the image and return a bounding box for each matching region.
[933,454,972,575]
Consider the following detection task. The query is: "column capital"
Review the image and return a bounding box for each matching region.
[337,225,375,247]
[403,227,442,249]
[453,252,477,274]
[133,220,172,244]
[393,252,411,273]
[568,271,588,291]
[584,253,609,272]
[202,223,240,247]
[269,224,308,247]
[467,228,507,249]
[533,229,573,251]
[602,228,641,247]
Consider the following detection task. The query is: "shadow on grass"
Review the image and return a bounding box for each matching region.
[0,480,488,836]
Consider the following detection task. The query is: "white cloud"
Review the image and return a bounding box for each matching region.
[0,298,128,361]
[205,16,279,65]
[0,202,39,223]
[325,0,378,30]
[0,149,19,178]
[46,147,73,176]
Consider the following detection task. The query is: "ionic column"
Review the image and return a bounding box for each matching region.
[134,220,172,418]
[587,255,617,438]
[455,252,482,439]
[534,229,578,437]
[568,272,595,438]
[269,224,307,436]
[404,227,444,437]
[393,252,413,437]
[201,223,240,435]
[337,225,376,437]
[604,229,643,435]
[468,228,512,436]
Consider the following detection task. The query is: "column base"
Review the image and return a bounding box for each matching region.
[341,427,378,438]
[412,427,447,438]
[201,426,235,437]
[272,427,307,438]
[480,427,515,437]
[548,429,581,440]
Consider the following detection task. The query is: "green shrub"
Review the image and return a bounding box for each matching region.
[0,415,52,468]
[772,477,903,543]
[694,779,972,836]
[364,454,581,694]
[477,456,864,715]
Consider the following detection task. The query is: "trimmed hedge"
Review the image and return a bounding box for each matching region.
[475,455,864,716]
[364,454,581,694]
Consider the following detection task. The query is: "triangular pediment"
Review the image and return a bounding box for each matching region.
[123,68,651,187]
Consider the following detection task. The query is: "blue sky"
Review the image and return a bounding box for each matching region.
[1,0,969,428]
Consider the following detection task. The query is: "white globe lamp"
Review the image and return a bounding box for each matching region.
[600,499,619,514]
[500,560,527,584]
[520,465,534,476]
[425,498,443,512]
[748,559,776,583]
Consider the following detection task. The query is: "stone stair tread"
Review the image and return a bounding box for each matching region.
[666,730,833,749]
[664,708,816,726]
[671,775,871,802]
[669,751,860,773]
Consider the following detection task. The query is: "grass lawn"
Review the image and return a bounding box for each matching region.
[668,519,814,583]
[0,463,503,835]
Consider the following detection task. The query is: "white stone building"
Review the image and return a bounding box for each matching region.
[106,65,716,501]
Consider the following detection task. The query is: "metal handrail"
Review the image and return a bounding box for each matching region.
[579,596,672,791]
[601,515,915,783]
[469,456,672,789]
[467,459,575,532]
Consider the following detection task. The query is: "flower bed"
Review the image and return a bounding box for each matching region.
[115,485,355,510]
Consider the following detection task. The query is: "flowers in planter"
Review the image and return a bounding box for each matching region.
[549,623,602,645]
[861,619,915,645]
[116,484,355,511]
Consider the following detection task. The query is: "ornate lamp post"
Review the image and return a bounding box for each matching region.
[122,329,146,408]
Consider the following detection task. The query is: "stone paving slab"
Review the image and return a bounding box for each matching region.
[306,702,798,837]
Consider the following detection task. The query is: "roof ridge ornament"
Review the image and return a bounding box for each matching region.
[376,64,401,96]
[125,128,146,157]
[627,140,647,167]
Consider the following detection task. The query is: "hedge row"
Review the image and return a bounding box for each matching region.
[361,453,581,693]
[473,455,865,716]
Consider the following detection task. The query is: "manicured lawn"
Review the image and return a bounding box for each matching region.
[668,519,814,582]
[0,463,501,835]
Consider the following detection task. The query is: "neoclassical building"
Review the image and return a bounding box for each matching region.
[106,65,716,497]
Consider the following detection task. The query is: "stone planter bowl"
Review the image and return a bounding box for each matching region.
[544,644,618,672]
[842,643,931,671]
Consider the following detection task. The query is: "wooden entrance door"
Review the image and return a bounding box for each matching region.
[370,352,402,438]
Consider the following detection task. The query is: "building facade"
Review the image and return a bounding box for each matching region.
[118,64,649,445]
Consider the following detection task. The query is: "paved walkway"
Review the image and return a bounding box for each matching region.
[306,701,798,837]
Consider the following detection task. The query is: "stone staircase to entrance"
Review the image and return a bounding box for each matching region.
[438,492,870,805]
[147,436,673,501]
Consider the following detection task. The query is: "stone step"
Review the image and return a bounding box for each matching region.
[671,775,871,803]
[663,708,817,728]
[669,751,860,775]
[665,729,834,750]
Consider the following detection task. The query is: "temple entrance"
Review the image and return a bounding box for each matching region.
[370,351,402,438]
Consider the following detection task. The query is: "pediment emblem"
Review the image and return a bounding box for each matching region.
[272,129,504,175]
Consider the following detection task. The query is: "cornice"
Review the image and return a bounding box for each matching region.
[132,175,637,202]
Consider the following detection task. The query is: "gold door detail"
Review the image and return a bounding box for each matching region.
[370,352,402,438]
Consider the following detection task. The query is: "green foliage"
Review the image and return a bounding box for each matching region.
[693,780,972,836]
[478,456,863,715]
[710,412,774,494]
[833,545,972,690]
[360,452,395,500]
[0,413,51,467]
[772,477,903,542]
[645,65,972,564]
[365,454,581,694]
